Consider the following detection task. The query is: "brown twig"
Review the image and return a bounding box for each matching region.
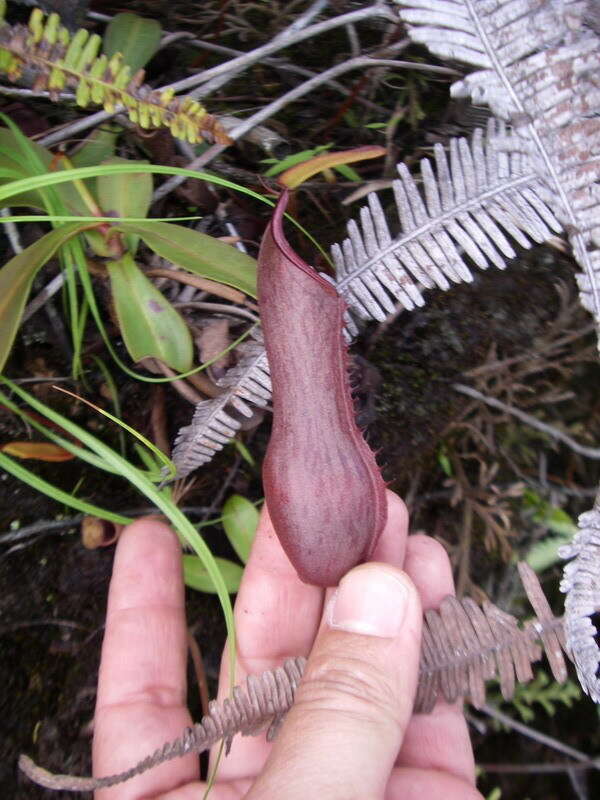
[174,301,259,323]
[146,361,204,405]
[453,383,600,460]
[187,630,210,718]
[145,269,248,305]
[149,386,171,457]
[479,703,594,764]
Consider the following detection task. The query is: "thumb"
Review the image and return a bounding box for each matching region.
[247,563,422,800]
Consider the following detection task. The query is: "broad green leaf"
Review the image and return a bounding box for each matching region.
[103,12,162,73]
[0,153,44,208]
[522,489,577,536]
[98,157,152,253]
[107,252,193,372]
[0,223,88,371]
[183,555,244,594]
[0,128,86,214]
[70,127,119,169]
[278,145,386,189]
[222,494,259,564]
[115,220,257,297]
[522,489,577,572]
[526,531,576,573]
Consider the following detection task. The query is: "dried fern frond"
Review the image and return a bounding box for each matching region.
[395,0,600,341]
[332,119,561,327]
[417,562,567,711]
[395,0,600,712]
[19,564,569,793]
[560,502,600,703]
[396,0,586,118]
[0,8,230,144]
[172,330,270,477]
[19,657,307,792]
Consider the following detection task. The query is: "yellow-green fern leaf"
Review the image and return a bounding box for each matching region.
[63,28,88,67]
[0,8,232,146]
[28,8,44,43]
[75,78,90,106]
[75,32,101,71]
[42,13,60,46]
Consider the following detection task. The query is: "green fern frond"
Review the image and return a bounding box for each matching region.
[490,670,581,725]
[0,8,231,145]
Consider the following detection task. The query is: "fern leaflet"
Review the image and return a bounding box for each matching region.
[332,118,561,325]
[0,8,230,145]
[172,331,271,477]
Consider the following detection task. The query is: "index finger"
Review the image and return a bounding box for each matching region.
[93,518,198,799]
[214,490,409,781]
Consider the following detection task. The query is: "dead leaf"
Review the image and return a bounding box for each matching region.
[81,516,122,549]
[196,318,231,381]
[1,441,75,461]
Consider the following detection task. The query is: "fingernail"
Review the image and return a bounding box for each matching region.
[328,566,409,638]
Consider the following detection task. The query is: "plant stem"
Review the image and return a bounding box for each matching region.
[453,383,600,459]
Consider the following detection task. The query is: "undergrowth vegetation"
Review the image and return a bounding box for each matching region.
[1,2,599,798]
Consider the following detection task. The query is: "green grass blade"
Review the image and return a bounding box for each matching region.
[1,214,204,223]
[0,223,91,372]
[0,451,132,524]
[0,376,236,679]
[52,385,175,480]
[92,356,125,456]
[0,163,269,206]
[0,387,123,474]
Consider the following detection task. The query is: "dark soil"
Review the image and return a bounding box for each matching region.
[2,2,600,799]
[0,473,232,799]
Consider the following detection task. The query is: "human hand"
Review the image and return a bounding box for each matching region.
[93,491,482,799]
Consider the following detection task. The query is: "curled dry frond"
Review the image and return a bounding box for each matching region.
[20,657,306,791]
[395,0,600,722]
[171,329,271,477]
[332,118,561,332]
[395,0,600,344]
[560,503,600,703]
[20,566,568,792]
[0,9,230,144]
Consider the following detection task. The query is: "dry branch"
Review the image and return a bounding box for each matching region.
[20,565,569,792]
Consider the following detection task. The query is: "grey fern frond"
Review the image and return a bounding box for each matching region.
[396,0,587,117]
[20,565,568,792]
[395,0,600,337]
[172,118,563,470]
[559,501,600,703]
[172,331,270,477]
[332,119,561,323]
[396,0,600,714]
